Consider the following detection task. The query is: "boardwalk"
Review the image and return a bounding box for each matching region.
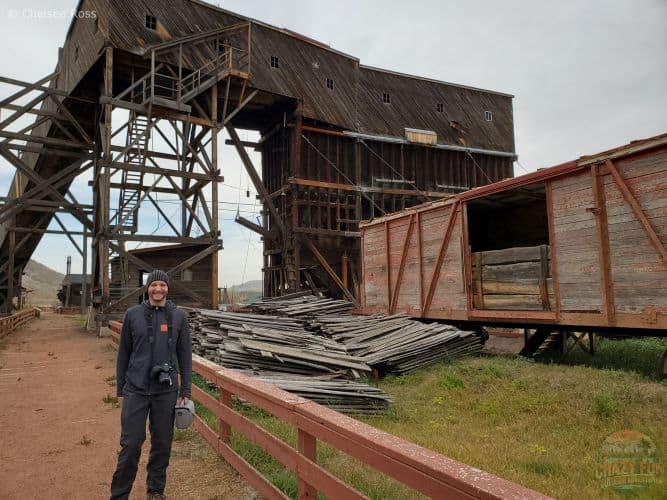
[0,312,255,499]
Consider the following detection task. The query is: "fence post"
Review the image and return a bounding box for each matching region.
[219,384,232,444]
[297,429,317,499]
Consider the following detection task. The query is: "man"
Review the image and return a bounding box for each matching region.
[111,270,192,500]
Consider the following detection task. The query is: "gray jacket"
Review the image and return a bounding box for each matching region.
[116,300,192,398]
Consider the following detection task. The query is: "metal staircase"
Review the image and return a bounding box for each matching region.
[116,113,150,232]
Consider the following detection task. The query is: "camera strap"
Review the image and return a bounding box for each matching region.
[144,305,175,368]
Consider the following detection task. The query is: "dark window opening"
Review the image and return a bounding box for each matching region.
[145,14,157,30]
[466,182,551,311]
[382,92,391,104]
[484,110,493,121]
[74,45,79,61]
[270,55,279,68]
[326,78,334,90]
[436,102,444,113]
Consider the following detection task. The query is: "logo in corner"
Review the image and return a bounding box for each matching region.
[596,429,663,491]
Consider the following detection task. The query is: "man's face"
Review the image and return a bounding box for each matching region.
[148,280,168,303]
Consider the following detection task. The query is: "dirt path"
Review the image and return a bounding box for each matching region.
[0,312,256,499]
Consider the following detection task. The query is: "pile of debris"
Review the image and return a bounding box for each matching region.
[310,313,482,374]
[249,293,354,318]
[186,308,390,414]
[185,297,483,413]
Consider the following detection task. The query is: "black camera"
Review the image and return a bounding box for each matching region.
[150,363,173,386]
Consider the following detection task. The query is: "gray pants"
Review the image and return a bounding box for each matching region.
[110,391,178,499]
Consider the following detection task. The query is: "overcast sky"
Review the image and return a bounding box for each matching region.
[1,0,665,285]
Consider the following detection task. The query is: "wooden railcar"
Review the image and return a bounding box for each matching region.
[360,134,667,334]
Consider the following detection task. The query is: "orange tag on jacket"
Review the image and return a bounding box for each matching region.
[160,323,168,333]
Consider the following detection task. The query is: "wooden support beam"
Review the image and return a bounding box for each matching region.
[235,215,275,240]
[422,201,460,313]
[0,146,94,229]
[389,214,416,314]
[107,160,220,181]
[591,164,615,325]
[0,72,57,108]
[211,82,220,310]
[301,236,358,305]
[605,159,667,265]
[227,125,286,236]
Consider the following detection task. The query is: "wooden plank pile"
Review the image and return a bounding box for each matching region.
[250,373,392,414]
[472,245,553,311]
[249,294,354,318]
[187,309,370,377]
[185,298,483,410]
[310,313,482,374]
[185,307,392,413]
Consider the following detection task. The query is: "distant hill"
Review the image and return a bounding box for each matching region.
[230,279,262,292]
[23,260,64,306]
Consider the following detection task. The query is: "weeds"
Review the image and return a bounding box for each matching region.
[439,373,465,390]
[79,435,93,446]
[103,394,119,409]
[593,393,621,419]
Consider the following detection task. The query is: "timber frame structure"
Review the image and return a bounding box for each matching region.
[1,0,517,316]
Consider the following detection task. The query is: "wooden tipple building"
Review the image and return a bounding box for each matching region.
[0,0,515,317]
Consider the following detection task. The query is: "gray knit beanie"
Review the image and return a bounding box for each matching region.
[146,269,169,287]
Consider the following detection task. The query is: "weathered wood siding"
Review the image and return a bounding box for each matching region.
[550,171,603,311]
[603,150,667,314]
[362,202,466,314]
[421,205,466,312]
[362,224,389,310]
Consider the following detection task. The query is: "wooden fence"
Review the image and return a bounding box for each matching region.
[109,321,548,499]
[0,308,40,339]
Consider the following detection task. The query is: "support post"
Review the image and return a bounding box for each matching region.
[7,217,15,313]
[81,230,88,315]
[297,429,317,499]
[210,84,219,309]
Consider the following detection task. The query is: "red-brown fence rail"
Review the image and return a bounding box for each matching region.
[109,321,549,499]
[0,308,40,339]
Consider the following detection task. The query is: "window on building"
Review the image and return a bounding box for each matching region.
[270,55,279,68]
[436,102,444,113]
[484,110,493,122]
[182,268,193,281]
[74,45,79,61]
[145,14,157,30]
[326,78,334,90]
[383,92,391,104]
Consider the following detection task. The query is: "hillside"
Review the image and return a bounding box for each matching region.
[23,260,64,306]
[230,279,262,292]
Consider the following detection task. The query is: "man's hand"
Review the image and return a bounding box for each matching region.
[177,396,190,406]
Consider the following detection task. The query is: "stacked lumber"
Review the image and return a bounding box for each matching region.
[472,245,553,311]
[188,309,371,378]
[310,313,482,374]
[250,373,392,414]
[249,294,354,318]
[186,308,392,413]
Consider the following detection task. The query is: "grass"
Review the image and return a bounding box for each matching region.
[539,336,667,379]
[193,352,666,499]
